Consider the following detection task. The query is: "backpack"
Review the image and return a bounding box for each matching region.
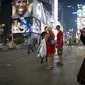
[49,37,56,47]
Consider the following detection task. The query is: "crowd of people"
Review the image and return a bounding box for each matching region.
[26,26,85,84]
[27,25,64,70]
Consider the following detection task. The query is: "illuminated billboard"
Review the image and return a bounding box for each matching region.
[12,0,33,19]
[32,18,41,33]
[11,17,41,34]
[11,17,32,34]
[33,0,47,24]
[77,4,85,32]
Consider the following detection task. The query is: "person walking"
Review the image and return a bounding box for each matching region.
[27,33,34,53]
[56,25,63,66]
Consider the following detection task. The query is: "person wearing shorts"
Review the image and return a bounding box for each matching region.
[57,48,63,56]
[56,25,63,66]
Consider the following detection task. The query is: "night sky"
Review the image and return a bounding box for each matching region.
[59,0,85,3]
[0,0,85,36]
[58,0,85,37]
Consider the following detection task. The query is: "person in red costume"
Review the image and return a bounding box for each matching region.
[45,27,56,70]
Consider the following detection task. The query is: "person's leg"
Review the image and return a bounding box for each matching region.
[70,45,72,50]
[30,44,34,52]
[59,48,63,65]
[48,56,51,68]
[67,44,69,51]
[28,45,30,53]
[46,54,51,69]
[59,56,63,64]
[69,45,70,50]
[56,48,63,66]
[51,54,54,67]
[40,57,43,64]
[46,53,48,62]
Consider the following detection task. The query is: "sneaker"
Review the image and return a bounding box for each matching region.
[56,62,61,65]
[27,51,30,53]
[56,62,63,66]
[50,66,54,69]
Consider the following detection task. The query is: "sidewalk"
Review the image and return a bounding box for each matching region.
[0,46,84,85]
[0,43,28,52]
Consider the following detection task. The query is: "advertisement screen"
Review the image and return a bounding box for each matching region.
[33,0,47,24]
[11,17,41,34]
[11,17,33,34]
[77,4,85,31]
[12,0,33,19]
[32,18,41,33]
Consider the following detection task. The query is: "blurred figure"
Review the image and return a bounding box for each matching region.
[40,26,48,63]
[80,28,85,45]
[37,33,47,64]
[27,33,34,53]
[67,37,72,51]
[45,27,56,70]
[41,26,48,39]
[12,20,20,33]
[56,25,63,66]
[77,28,85,84]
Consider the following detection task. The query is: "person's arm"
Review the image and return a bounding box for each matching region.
[27,3,33,13]
[59,33,63,47]
[12,5,16,17]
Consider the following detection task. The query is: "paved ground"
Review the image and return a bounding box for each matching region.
[0,46,84,85]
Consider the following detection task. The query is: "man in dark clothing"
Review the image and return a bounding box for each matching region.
[27,33,34,53]
[80,28,85,45]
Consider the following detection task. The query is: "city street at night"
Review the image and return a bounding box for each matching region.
[0,0,85,85]
[0,46,84,85]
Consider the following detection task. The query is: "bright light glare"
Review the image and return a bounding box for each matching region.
[54,0,58,23]
[77,4,85,34]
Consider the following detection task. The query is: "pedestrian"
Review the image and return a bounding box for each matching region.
[45,27,56,70]
[37,34,47,63]
[40,26,48,63]
[27,32,34,53]
[41,26,48,39]
[56,25,63,66]
[67,37,72,51]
